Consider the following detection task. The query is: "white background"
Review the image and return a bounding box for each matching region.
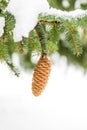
[0,0,87,129]
[0,53,87,130]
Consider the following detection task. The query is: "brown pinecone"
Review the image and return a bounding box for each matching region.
[32,55,51,96]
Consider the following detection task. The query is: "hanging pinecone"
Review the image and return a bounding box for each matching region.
[32,55,51,96]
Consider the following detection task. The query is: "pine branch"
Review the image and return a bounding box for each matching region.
[68,24,79,55]
[6,60,20,77]
[28,36,40,55]
[0,0,9,9]
[4,11,16,33]
[0,0,87,72]
[35,24,47,56]
[65,21,83,56]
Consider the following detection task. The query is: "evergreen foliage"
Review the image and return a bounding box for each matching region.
[0,0,87,75]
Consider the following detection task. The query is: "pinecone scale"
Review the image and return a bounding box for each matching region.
[32,55,51,96]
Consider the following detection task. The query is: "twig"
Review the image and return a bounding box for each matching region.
[39,20,62,25]
[69,24,79,55]
[29,35,40,55]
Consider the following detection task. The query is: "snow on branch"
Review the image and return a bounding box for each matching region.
[6,0,87,41]
[46,8,87,19]
[0,17,5,37]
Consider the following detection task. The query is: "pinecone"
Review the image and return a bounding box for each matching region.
[32,55,51,96]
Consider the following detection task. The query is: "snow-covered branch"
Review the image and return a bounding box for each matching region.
[5,0,87,41]
[45,8,87,19]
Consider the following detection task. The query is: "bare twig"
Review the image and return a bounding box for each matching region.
[39,20,62,25]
